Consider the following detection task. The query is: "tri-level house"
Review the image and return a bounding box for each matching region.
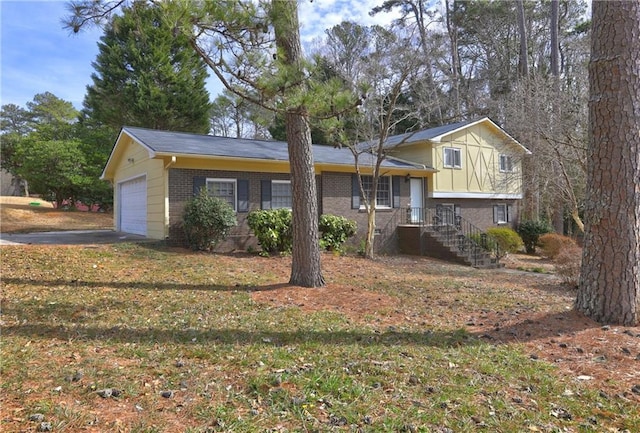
[101,117,530,266]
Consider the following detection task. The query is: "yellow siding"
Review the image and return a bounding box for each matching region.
[388,142,432,166]
[432,123,524,196]
[145,158,166,239]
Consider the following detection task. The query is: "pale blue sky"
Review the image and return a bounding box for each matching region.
[1,0,400,110]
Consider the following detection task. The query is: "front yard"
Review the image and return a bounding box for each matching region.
[1,243,638,432]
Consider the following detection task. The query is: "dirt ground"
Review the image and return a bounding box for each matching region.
[2,196,639,401]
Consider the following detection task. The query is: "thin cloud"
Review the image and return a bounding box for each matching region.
[1,0,399,109]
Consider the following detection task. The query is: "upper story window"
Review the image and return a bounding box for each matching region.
[499,154,514,172]
[271,180,292,209]
[361,175,391,208]
[443,147,461,168]
[207,178,237,211]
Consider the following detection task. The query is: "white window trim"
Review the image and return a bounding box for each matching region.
[499,154,514,173]
[207,178,237,212]
[443,147,462,169]
[271,180,292,210]
[495,203,508,224]
[360,176,392,209]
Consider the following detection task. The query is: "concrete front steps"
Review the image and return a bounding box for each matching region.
[397,225,502,269]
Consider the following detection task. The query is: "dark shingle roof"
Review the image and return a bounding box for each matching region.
[122,126,429,169]
[358,118,481,151]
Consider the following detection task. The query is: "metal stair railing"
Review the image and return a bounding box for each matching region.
[402,207,501,266]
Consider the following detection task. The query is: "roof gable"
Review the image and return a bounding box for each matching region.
[364,117,531,154]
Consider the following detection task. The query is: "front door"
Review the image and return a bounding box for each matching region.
[409,178,423,223]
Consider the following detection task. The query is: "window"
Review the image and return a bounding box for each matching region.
[443,147,462,168]
[361,176,391,208]
[499,154,513,172]
[271,180,292,209]
[207,178,236,211]
[493,204,512,224]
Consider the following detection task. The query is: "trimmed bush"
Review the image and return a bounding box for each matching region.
[182,191,237,251]
[539,233,577,259]
[247,208,292,255]
[469,233,497,252]
[319,214,357,253]
[517,220,553,254]
[554,245,582,287]
[485,227,523,259]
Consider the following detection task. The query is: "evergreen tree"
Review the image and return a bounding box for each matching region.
[83,1,211,133]
[67,0,357,287]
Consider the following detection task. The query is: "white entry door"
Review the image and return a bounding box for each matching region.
[409,178,423,223]
[119,176,147,235]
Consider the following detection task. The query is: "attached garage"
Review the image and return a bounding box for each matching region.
[118,175,147,236]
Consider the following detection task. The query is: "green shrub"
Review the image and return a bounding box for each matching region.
[182,191,237,251]
[538,233,577,259]
[469,232,497,252]
[247,208,292,255]
[517,220,553,254]
[486,227,523,259]
[318,214,357,253]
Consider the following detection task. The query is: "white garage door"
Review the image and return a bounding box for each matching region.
[119,176,147,236]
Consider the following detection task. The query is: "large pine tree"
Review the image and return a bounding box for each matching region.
[576,1,639,326]
[83,1,211,133]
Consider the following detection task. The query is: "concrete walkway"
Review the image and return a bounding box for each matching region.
[0,230,147,246]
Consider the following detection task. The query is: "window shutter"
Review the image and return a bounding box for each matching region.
[237,179,249,212]
[351,174,360,209]
[392,176,401,208]
[493,205,499,223]
[506,204,513,222]
[454,204,461,216]
[261,180,272,209]
[193,176,206,196]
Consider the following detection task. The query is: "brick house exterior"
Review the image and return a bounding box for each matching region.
[101,118,529,257]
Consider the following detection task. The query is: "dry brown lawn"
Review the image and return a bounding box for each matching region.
[1,199,638,432]
[0,196,113,233]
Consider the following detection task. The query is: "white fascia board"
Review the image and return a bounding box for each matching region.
[101,128,157,180]
[429,191,523,199]
[100,128,129,180]
[431,117,532,155]
[429,118,487,142]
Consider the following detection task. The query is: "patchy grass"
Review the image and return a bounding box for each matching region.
[0,196,113,233]
[1,243,638,432]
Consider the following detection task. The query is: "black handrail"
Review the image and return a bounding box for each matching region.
[402,207,501,266]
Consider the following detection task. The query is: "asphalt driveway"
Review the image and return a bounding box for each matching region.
[0,230,148,246]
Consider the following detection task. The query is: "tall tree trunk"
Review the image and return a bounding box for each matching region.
[549,0,562,233]
[576,1,640,326]
[550,0,560,77]
[273,0,325,287]
[515,0,528,77]
[445,0,462,120]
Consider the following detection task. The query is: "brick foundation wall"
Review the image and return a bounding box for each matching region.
[427,198,521,231]
[167,169,410,254]
[168,168,324,252]
[168,168,292,251]
[321,172,410,254]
